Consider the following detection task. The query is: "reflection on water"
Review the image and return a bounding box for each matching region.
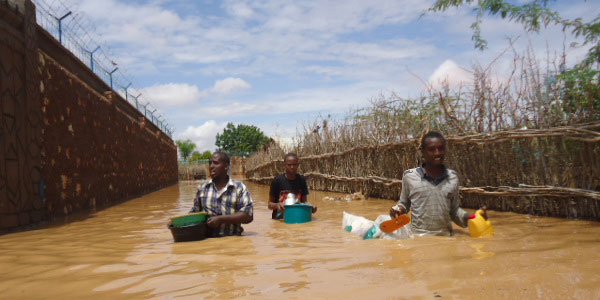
[1,181,599,299]
[469,243,496,260]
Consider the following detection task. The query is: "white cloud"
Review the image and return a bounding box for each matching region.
[211,77,251,94]
[224,1,255,19]
[140,78,250,110]
[260,123,298,150]
[176,120,228,152]
[141,83,203,107]
[427,60,472,90]
[191,80,407,118]
[204,102,257,117]
[273,136,295,147]
[256,0,430,34]
[72,0,439,82]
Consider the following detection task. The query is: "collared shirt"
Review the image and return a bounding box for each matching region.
[395,165,469,236]
[191,177,253,237]
[417,164,448,186]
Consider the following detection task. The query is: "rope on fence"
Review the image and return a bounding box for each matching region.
[248,173,600,200]
[248,172,403,187]
[448,122,600,144]
[460,185,600,200]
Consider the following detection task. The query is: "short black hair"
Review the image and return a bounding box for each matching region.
[284,152,299,161]
[213,151,230,164]
[420,131,445,149]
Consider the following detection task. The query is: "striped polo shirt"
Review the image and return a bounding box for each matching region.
[191,178,253,236]
[394,165,469,236]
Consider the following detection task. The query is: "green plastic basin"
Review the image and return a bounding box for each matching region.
[284,204,313,224]
[171,212,208,228]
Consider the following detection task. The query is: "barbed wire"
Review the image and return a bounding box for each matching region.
[31,0,174,137]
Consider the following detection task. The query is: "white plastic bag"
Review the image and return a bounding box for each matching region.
[342,212,413,240]
[342,211,375,238]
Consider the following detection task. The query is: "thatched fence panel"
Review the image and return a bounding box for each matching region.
[246,123,600,220]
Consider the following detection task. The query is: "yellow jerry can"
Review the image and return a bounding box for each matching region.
[468,209,494,238]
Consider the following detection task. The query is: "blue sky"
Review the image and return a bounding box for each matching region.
[48,0,598,151]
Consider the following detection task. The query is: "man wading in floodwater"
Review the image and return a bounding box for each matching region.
[268,153,317,219]
[190,152,254,236]
[389,131,488,236]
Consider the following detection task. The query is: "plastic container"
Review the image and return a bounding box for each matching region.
[284,204,313,224]
[379,214,411,233]
[468,209,494,238]
[168,222,208,242]
[171,212,208,228]
[284,193,298,205]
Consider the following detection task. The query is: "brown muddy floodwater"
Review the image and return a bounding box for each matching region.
[1,180,599,299]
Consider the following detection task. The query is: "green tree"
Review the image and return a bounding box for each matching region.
[428,0,600,66]
[189,150,212,162]
[215,123,270,157]
[199,150,212,159]
[176,139,196,161]
[189,151,201,162]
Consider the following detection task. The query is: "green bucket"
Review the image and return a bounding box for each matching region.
[171,212,208,228]
[168,223,208,242]
[284,204,313,224]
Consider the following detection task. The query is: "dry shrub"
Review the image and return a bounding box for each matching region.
[244,44,600,219]
[248,44,598,169]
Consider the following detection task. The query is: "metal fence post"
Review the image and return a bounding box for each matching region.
[84,46,100,71]
[107,67,118,89]
[123,82,131,102]
[54,11,72,44]
[132,93,142,110]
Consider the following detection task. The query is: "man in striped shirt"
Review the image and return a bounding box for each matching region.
[390,131,488,236]
[191,152,253,237]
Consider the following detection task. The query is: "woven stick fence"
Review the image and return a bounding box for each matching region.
[246,122,600,220]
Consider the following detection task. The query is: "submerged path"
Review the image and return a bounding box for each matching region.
[1,180,599,299]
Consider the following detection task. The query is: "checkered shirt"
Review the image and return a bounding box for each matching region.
[395,166,469,236]
[191,178,253,236]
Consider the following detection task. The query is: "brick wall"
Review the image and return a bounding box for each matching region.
[0,0,178,232]
[0,0,43,230]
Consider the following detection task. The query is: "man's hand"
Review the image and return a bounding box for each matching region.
[311,205,318,213]
[479,206,488,220]
[276,202,285,211]
[389,206,405,219]
[207,216,223,228]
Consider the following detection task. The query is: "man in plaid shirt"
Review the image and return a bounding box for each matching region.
[191,152,253,237]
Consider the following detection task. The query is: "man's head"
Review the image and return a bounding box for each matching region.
[284,153,300,178]
[209,151,230,179]
[420,131,446,167]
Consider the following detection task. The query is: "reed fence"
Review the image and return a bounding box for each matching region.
[246,122,600,220]
[178,161,208,180]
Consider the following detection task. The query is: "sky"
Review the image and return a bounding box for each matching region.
[44,0,599,152]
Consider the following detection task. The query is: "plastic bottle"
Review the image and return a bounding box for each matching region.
[468,209,494,238]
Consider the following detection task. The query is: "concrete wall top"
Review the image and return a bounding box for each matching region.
[7,0,24,12]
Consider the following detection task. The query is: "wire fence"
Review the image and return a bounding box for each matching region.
[29,0,173,137]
